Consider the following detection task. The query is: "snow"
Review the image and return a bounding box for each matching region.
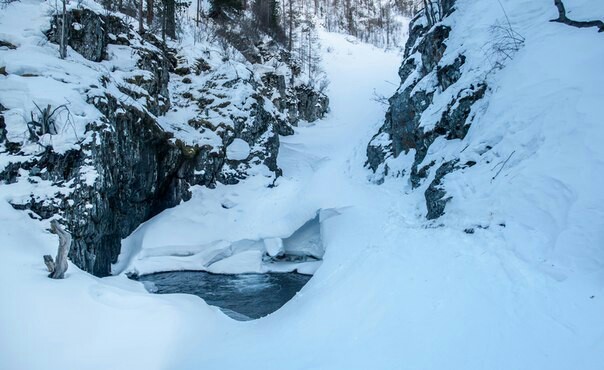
[206,249,264,274]
[281,213,324,258]
[114,207,326,275]
[226,138,251,161]
[263,237,283,257]
[2,0,604,369]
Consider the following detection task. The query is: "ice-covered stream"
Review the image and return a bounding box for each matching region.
[137,272,312,320]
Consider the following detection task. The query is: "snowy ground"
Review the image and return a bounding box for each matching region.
[2,1,604,368]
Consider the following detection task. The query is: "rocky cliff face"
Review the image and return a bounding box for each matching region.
[0,6,329,276]
[367,0,487,220]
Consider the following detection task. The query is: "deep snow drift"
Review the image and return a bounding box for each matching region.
[2,0,604,369]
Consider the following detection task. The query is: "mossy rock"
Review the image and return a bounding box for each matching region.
[175,139,199,159]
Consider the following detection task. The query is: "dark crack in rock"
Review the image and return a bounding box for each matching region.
[425,160,458,220]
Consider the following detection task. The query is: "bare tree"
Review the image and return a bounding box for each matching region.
[146,0,154,25]
[288,0,294,51]
[43,220,72,279]
[138,0,144,33]
[422,0,434,25]
[196,0,201,26]
[161,0,176,39]
[59,0,67,59]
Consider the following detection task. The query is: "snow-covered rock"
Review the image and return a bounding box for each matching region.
[263,237,284,257]
[226,138,251,161]
[0,0,328,276]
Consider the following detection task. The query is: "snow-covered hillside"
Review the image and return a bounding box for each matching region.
[0,0,328,276]
[1,0,604,369]
[367,0,604,323]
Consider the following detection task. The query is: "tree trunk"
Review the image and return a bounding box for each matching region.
[422,0,433,25]
[138,0,144,34]
[196,0,200,26]
[288,0,293,52]
[147,0,154,25]
[43,220,72,279]
[165,0,176,39]
[161,1,166,41]
[282,0,286,33]
[60,0,67,59]
[308,29,311,79]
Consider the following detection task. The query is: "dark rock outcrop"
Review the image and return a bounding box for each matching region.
[1,8,319,277]
[437,54,465,91]
[0,103,6,143]
[218,98,283,184]
[48,9,173,116]
[292,85,329,123]
[71,95,195,275]
[416,25,450,75]
[224,33,329,129]
[425,160,458,220]
[366,0,487,219]
[260,72,329,130]
[0,97,199,275]
[47,9,120,62]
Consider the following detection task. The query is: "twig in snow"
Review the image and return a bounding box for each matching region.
[491,150,515,182]
[371,90,389,106]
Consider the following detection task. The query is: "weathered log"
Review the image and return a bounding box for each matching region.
[43,255,55,273]
[44,220,72,279]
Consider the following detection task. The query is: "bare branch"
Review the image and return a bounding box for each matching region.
[551,0,604,32]
[491,150,515,182]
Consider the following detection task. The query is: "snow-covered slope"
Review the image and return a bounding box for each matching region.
[1,0,604,369]
[0,0,328,276]
[368,0,604,307]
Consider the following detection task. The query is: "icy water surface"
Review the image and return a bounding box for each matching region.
[137,271,311,321]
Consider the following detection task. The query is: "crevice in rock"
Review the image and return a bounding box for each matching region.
[425,159,458,220]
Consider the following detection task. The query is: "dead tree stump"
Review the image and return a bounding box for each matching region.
[43,220,72,279]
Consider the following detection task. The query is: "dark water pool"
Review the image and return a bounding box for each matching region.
[137,271,311,321]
